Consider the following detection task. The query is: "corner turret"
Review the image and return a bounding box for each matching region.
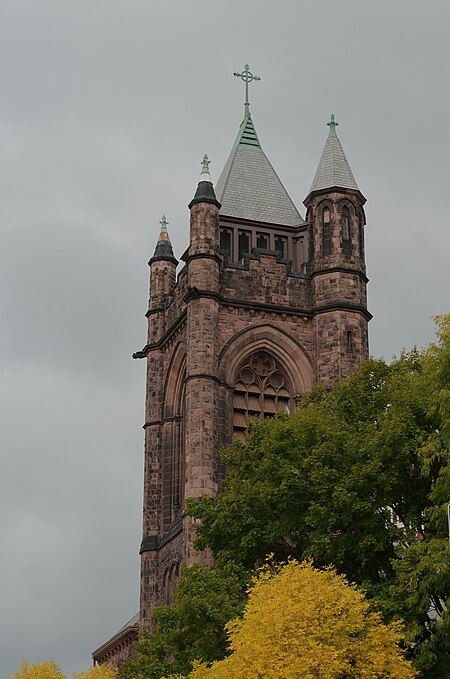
[304,115,370,385]
[186,156,221,290]
[148,215,178,327]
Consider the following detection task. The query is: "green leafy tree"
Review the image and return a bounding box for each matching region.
[119,562,247,679]
[187,317,450,676]
[188,357,429,591]
[385,316,450,675]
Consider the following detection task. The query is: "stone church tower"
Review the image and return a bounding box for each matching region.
[134,104,370,625]
[92,73,370,665]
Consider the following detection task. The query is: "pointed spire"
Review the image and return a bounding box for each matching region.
[308,115,359,195]
[216,112,304,226]
[188,155,221,210]
[150,215,178,264]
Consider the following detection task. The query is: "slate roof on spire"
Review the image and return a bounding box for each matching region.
[309,115,359,194]
[216,113,305,227]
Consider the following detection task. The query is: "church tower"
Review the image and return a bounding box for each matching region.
[92,68,371,664]
[134,68,370,628]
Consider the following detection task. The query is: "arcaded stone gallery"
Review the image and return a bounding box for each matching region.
[93,67,371,666]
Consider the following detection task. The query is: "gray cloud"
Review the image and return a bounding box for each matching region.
[1,0,449,675]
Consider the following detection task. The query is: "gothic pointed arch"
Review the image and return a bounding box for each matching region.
[162,342,186,530]
[219,324,314,438]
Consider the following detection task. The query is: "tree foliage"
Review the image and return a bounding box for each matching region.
[187,316,450,676]
[119,562,248,679]
[185,560,416,678]
[7,662,66,679]
[8,662,117,679]
[73,666,118,679]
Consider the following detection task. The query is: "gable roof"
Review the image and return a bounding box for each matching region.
[216,113,305,227]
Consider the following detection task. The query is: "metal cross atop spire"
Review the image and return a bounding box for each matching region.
[327,114,339,137]
[233,64,261,117]
[159,215,169,232]
[201,154,211,174]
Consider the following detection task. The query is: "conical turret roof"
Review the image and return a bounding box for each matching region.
[216,112,305,227]
[150,215,178,264]
[188,154,221,209]
[308,115,359,194]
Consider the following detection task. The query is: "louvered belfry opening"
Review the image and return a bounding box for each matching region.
[233,350,293,439]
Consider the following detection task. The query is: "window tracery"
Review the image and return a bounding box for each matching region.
[233,350,293,439]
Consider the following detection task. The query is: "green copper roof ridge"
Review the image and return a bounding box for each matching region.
[232,112,262,151]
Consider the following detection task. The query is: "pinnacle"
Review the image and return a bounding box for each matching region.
[188,155,221,210]
[150,215,177,264]
[308,116,359,195]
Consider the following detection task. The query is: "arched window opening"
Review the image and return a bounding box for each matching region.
[342,205,351,255]
[275,236,287,258]
[238,231,251,260]
[322,207,331,255]
[172,372,186,521]
[358,213,364,259]
[163,360,186,532]
[233,350,293,440]
[220,228,232,258]
[256,233,268,250]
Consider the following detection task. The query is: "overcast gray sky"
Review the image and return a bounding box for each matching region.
[1,0,449,675]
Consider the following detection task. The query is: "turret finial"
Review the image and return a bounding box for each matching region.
[188,155,221,210]
[201,154,211,175]
[233,64,261,117]
[327,114,339,137]
[199,154,213,183]
[159,214,169,233]
[150,214,177,264]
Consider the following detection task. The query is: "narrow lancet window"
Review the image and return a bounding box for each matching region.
[220,228,232,258]
[322,207,331,255]
[342,206,351,255]
[238,231,250,260]
[275,236,287,258]
[256,233,268,250]
[358,214,364,259]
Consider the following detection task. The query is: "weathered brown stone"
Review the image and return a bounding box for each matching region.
[136,180,370,632]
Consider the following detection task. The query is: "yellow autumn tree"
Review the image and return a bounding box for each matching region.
[72,665,118,679]
[7,662,65,679]
[8,661,117,679]
[186,561,417,679]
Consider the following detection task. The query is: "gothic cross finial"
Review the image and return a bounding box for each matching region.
[327,114,339,137]
[159,215,169,232]
[233,64,261,117]
[201,154,211,175]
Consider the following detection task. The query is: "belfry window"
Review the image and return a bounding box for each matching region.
[342,206,351,255]
[220,228,232,258]
[275,236,287,258]
[256,233,269,250]
[233,350,293,440]
[322,207,331,255]
[238,231,251,260]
